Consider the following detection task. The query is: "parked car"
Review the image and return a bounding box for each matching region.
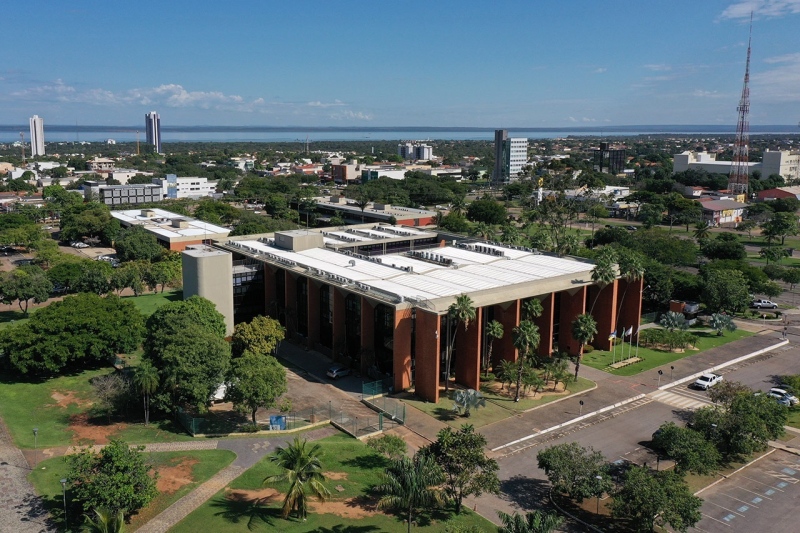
[768,387,799,406]
[625,225,637,231]
[694,373,723,390]
[751,299,778,309]
[326,364,351,379]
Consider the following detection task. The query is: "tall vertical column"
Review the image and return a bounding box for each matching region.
[393,307,413,392]
[264,265,277,319]
[493,300,520,366]
[414,310,441,403]
[284,272,297,337]
[455,307,482,391]
[360,297,375,375]
[533,293,555,357]
[558,287,587,357]
[617,278,643,338]
[332,288,346,360]
[307,279,320,349]
[589,280,618,351]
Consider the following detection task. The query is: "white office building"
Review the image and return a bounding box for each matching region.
[153,174,218,199]
[145,111,162,153]
[398,142,433,161]
[508,137,528,177]
[29,115,45,157]
[673,150,800,182]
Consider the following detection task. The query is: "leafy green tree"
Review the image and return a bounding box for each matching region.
[615,248,645,330]
[701,234,747,260]
[570,313,597,378]
[133,360,159,425]
[445,294,476,392]
[0,264,52,314]
[60,203,120,245]
[145,296,227,353]
[83,507,126,533]
[497,510,564,533]
[376,453,445,533]
[471,221,494,241]
[701,269,751,313]
[537,442,611,503]
[231,315,286,357]
[0,293,144,375]
[264,437,330,520]
[781,267,800,289]
[366,434,408,460]
[706,380,751,407]
[692,220,711,241]
[225,352,287,424]
[761,211,799,245]
[611,466,702,533]
[466,197,507,225]
[66,439,158,516]
[483,320,503,376]
[709,313,737,336]
[74,261,113,295]
[142,261,181,293]
[512,320,540,402]
[651,422,720,475]
[114,225,164,262]
[422,424,499,513]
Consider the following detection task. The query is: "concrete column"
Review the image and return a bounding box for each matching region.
[533,293,555,357]
[360,297,375,375]
[393,307,413,393]
[284,272,297,337]
[307,279,320,349]
[332,288,346,359]
[493,300,520,366]
[589,280,618,351]
[617,277,644,337]
[264,265,277,319]
[558,286,587,357]
[414,310,441,403]
[455,307,482,391]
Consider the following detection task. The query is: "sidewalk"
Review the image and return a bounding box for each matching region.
[480,329,785,451]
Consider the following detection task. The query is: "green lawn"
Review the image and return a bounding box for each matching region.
[479,376,595,412]
[582,328,754,376]
[29,449,236,532]
[0,368,194,449]
[786,408,800,430]
[174,433,495,533]
[121,289,183,316]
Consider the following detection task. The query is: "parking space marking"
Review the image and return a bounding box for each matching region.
[764,489,776,496]
[705,500,746,517]
[737,505,749,512]
[722,493,759,508]
[751,496,763,504]
[781,467,796,475]
[733,485,772,500]
[722,513,736,522]
[763,470,799,484]
[740,475,786,491]
[701,512,731,527]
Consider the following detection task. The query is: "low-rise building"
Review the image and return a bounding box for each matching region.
[87,157,116,172]
[111,208,231,251]
[152,174,218,199]
[307,196,437,226]
[699,199,747,226]
[83,181,163,206]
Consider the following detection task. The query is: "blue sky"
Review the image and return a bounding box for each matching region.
[1,0,799,127]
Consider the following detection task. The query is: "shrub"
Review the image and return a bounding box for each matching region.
[583,344,594,353]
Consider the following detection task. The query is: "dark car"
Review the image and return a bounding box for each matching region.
[326,364,351,379]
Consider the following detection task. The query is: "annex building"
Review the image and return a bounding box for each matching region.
[111,208,230,251]
[182,224,641,403]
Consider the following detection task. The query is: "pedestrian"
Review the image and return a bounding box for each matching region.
[783,326,787,339]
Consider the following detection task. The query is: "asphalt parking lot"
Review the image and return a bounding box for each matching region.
[693,448,800,532]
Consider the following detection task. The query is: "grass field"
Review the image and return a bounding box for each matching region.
[122,289,182,316]
[582,328,754,376]
[175,433,495,533]
[0,368,194,449]
[29,449,236,532]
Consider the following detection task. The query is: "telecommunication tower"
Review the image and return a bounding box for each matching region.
[728,15,753,195]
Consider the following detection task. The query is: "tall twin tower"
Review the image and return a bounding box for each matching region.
[145,111,162,153]
[727,16,753,195]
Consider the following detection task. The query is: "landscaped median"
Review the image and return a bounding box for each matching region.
[402,376,595,428]
[582,327,753,376]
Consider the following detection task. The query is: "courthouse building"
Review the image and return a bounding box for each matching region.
[182,224,642,403]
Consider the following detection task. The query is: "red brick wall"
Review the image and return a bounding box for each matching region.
[558,287,587,357]
[493,300,520,366]
[589,281,618,351]
[533,293,555,357]
[414,310,441,403]
[393,308,413,392]
[455,307,482,391]
[307,279,320,349]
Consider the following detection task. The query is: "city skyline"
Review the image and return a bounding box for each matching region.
[1,1,799,128]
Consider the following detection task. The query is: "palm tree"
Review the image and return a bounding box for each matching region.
[693,220,711,241]
[497,359,518,391]
[500,223,522,245]
[615,249,645,331]
[83,508,125,533]
[264,437,330,520]
[497,510,564,533]
[709,313,737,336]
[471,222,494,241]
[522,298,544,322]
[484,320,504,376]
[445,294,476,392]
[376,454,445,533]
[521,369,545,399]
[434,210,444,228]
[512,320,541,402]
[589,247,617,315]
[132,360,159,426]
[450,196,467,216]
[571,313,597,379]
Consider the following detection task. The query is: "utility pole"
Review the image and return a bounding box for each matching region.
[19,132,25,163]
[136,130,140,155]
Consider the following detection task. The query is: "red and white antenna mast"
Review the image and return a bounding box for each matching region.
[728,13,753,195]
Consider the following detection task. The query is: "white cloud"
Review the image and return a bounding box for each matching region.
[581,117,596,122]
[307,100,345,108]
[693,89,726,98]
[751,51,800,102]
[330,110,372,121]
[720,0,800,20]
[567,116,577,122]
[643,64,672,71]
[593,68,607,74]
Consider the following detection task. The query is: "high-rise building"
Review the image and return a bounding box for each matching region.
[397,141,433,160]
[593,142,626,174]
[145,111,162,153]
[493,130,528,183]
[29,115,45,157]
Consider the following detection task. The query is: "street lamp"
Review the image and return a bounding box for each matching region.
[60,478,67,528]
[32,427,38,468]
[595,475,603,514]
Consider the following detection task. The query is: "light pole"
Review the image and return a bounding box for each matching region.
[657,369,663,388]
[60,478,67,529]
[670,365,675,381]
[32,427,38,468]
[595,475,603,514]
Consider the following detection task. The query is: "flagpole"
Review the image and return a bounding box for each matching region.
[612,332,616,365]
[635,328,640,359]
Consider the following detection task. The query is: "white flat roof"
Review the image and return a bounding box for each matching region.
[111,208,230,240]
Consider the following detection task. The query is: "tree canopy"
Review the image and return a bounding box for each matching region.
[225,352,287,424]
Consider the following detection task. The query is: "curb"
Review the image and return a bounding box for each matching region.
[694,449,776,496]
[491,394,647,452]
[658,339,789,391]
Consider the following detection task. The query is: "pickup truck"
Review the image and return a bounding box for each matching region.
[751,299,778,309]
[694,373,723,390]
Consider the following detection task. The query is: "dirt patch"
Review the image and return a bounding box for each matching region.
[226,488,282,505]
[69,413,127,445]
[483,380,568,400]
[312,495,379,519]
[51,390,92,408]
[323,471,348,480]
[156,457,199,494]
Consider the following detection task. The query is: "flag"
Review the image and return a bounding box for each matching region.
[608,331,617,341]
[634,325,641,336]
[624,326,633,337]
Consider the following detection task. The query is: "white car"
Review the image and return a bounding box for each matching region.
[751,299,778,309]
[694,373,723,390]
[768,387,799,406]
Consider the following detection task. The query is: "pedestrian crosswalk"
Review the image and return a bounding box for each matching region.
[649,389,713,410]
